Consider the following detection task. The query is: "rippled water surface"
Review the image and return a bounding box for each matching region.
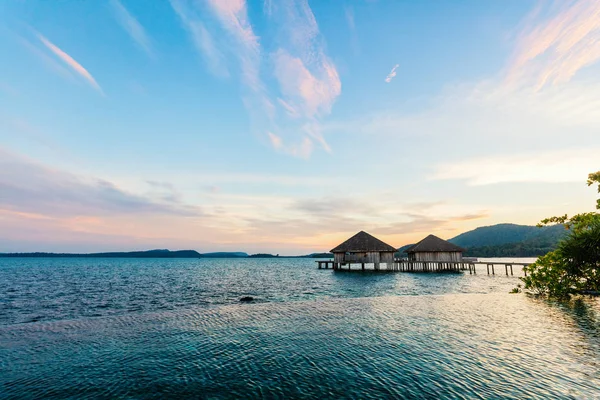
[0,258,534,325]
[1,258,599,399]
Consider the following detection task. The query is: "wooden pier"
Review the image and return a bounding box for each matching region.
[480,261,534,276]
[317,260,335,269]
[317,260,533,276]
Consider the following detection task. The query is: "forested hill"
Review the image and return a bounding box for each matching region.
[449,223,566,248]
[449,223,567,257]
[397,223,568,257]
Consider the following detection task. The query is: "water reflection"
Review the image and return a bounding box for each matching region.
[563,297,600,333]
[539,296,600,366]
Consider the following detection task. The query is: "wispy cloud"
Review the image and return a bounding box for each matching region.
[206,0,261,90]
[110,0,154,57]
[267,131,283,150]
[430,148,600,186]
[18,34,76,84]
[375,212,490,237]
[273,49,341,119]
[263,0,273,16]
[0,148,496,253]
[326,1,600,191]
[266,131,313,158]
[345,5,355,32]
[0,149,198,217]
[38,34,104,95]
[293,197,378,217]
[170,0,341,158]
[344,5,359,54]
[170,0,229,77]
[385,64,399,83]
[507,0,600,90]
[266,0,341,156]
[244,194,490,247]
[277,98,300,118]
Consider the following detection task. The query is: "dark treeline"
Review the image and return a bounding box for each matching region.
[0,250,335,259]
[248,253,334,258]
[0,250,203,258]
[463,243,558,257]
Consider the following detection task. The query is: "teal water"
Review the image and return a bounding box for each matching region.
[1,258,599,399]
[0,258,533,325]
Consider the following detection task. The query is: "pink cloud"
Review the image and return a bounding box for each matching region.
[266,131,313,159]
[266,1,341,156]
[273,49,341,119]
[171,0,340,159]
[385,64,399,83]
[267,131,283,149]
[507,0,600,90]
[277,98,300,118]
[38,34,104,95]
[0,209,54,221]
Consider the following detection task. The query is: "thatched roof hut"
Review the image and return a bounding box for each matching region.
[331,231,396,253]
[405,234,465,262]
[330,231,396,270]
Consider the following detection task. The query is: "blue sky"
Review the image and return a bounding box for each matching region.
[1,0,599,254]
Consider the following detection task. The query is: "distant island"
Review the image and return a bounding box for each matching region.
[0,223,566,259]
[0,249,335,259]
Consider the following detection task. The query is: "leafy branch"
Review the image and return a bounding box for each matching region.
[520,171,600,297]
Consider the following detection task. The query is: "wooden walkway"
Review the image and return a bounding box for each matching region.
[317,260,534,276]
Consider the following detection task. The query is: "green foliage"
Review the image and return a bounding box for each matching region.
[538,213,599,233]
[520,171,600,297]
[521,249,578,296]
[589,171,600,210]
[248,253,279,258]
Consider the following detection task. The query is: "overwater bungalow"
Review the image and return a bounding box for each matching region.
[318,231,528,275]
[405,234,465,262]
[330,231,396,270]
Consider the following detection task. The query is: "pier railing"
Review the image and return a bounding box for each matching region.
[316,260,534,276]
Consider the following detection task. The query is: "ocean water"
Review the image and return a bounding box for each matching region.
[1,258,599,399]
[0,258,535,325]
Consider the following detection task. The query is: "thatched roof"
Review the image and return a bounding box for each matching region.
[330,231,396,253]
[405,234,465,253]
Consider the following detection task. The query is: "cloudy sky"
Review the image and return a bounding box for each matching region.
[1,0,599,254]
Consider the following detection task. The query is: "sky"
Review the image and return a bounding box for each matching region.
[1,0,599,254]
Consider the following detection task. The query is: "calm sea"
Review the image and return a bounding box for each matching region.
[1,257,599,399]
